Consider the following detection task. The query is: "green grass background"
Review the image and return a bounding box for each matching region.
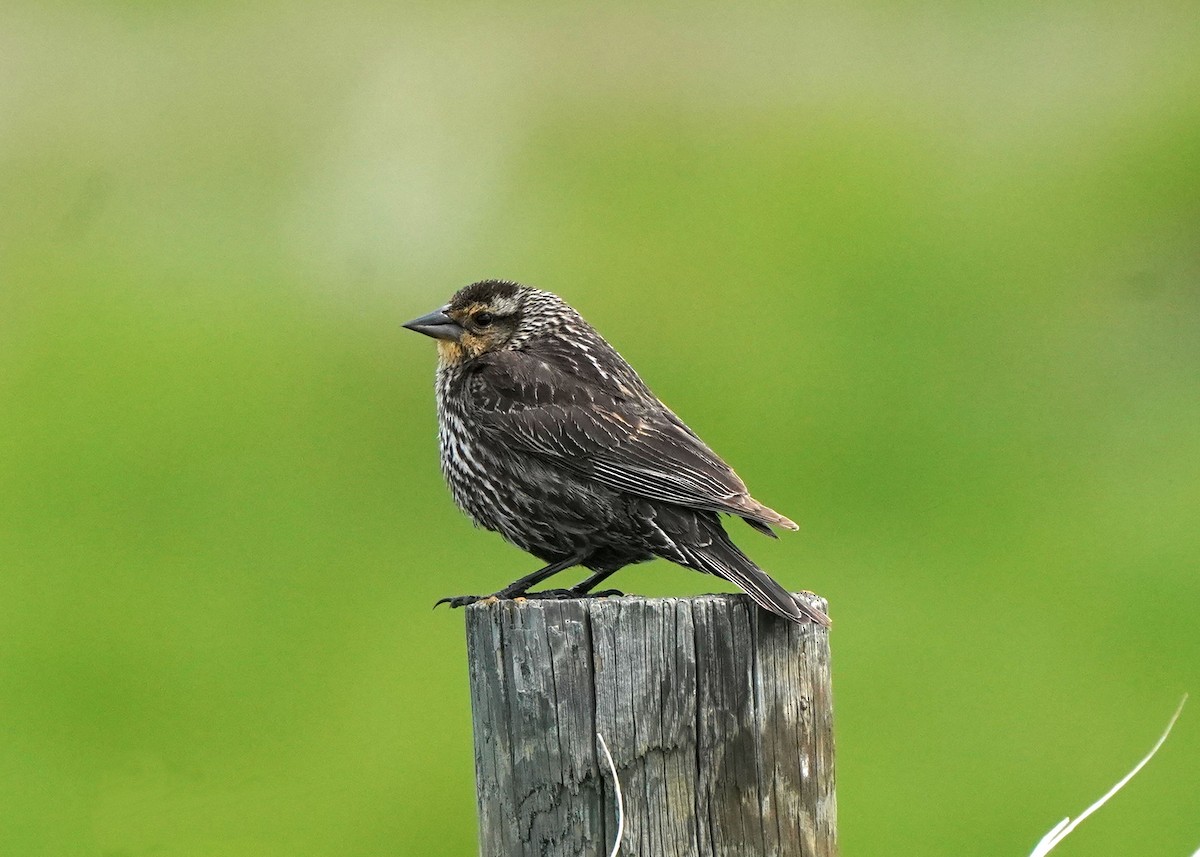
[3,3,1198,855]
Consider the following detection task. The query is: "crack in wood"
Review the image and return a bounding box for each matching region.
[466,594,836,857]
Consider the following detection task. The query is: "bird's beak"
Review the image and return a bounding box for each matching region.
[403,307,464,342]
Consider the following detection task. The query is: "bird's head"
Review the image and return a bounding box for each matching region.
[403,280,568,363]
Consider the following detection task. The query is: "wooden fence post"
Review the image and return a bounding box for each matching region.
[465,593,836,856]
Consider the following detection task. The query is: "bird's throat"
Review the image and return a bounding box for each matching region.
[436,339,468,366]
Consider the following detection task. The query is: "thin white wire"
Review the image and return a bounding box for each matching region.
[597,733,625,857]
[1029,695,1188,857]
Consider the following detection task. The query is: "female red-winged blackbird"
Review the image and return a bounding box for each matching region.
[404,280,829,625]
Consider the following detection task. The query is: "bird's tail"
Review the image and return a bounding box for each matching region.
[744,500,799,532]
[679,528,830,627]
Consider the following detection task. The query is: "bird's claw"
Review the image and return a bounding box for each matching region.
[433,589,623,612]
[433,594,499,610]
[585,589,624,599]
[521,588,624,601]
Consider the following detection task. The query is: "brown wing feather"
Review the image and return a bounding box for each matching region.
[465,348,797,530]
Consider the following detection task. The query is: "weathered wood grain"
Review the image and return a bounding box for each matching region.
[466,593,835,857]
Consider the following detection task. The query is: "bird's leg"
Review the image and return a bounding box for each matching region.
[567,567,622,598]
[519,567,624,601]
[434,554,586,609]
[496,554,587,598]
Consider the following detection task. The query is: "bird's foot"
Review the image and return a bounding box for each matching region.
[580,588,624,599]
[433,594,501,609]
[521,587,624,601]
[434,588,623,610]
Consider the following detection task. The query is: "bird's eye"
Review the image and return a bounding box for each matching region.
[474,312,495,327]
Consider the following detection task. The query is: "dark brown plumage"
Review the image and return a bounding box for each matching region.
[403,279,829,625]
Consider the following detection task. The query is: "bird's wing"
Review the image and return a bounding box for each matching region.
[464,348,797,530]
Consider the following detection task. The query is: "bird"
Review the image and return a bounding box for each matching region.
[403,279,829,625]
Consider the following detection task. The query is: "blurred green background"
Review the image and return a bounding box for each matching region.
[3,3,1198,855]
